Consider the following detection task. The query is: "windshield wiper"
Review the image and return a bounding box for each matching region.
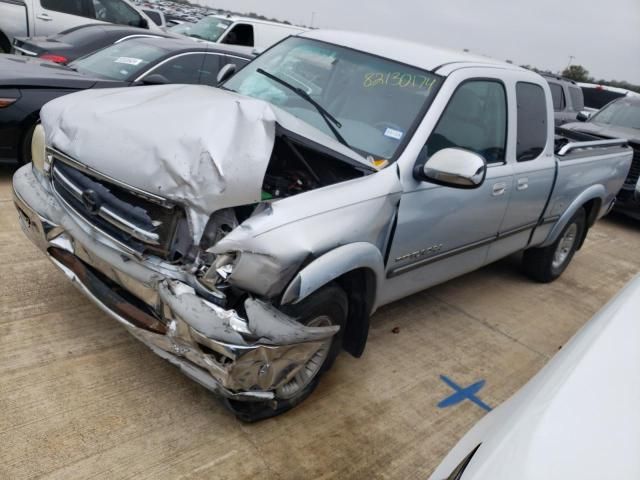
[256,68,350,149]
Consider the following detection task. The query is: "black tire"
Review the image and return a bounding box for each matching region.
[224,284,348,422]
[522,208,586,283]
[20,123,38,165]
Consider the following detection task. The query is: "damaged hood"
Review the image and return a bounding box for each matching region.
[40,84,370,238]
[562,121,640,143]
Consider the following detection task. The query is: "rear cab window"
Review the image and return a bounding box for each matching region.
[516,82,548,162]
[568,86,584,112]
[549,82,566,112]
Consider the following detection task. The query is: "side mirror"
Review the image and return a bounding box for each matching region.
[139,73,169,85]
[577,111,592,122]
[414,148,487,189]
[217,63,237,84]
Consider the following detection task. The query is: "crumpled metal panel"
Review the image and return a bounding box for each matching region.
[39,84,371,241]
[211,165,402,298]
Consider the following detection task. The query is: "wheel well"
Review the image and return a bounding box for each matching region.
[583,198,601,227]
[333,268,376,358]
[18,113,40,164]
[0,31,10,53]
[577,198,601,250]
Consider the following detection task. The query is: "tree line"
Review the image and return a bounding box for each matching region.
[520,64,640,94]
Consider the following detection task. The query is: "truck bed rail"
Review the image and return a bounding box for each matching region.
[556,138,628,156]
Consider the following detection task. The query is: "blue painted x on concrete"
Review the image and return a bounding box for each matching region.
[438,375,492,412]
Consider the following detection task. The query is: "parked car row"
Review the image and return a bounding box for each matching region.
[10,29,634,424]
[132,0,214,25]
[0,36,253,165]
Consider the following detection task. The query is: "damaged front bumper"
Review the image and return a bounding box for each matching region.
[12,164,338,402]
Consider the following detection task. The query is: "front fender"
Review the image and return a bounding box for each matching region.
[281,242,384,308]
[540,184,605,247]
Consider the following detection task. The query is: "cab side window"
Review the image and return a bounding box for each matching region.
[516,82,547,162]
[425,80,507,164]
[41,0,87,16]
[222,24,254,47]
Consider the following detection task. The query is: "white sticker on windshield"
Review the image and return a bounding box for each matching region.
[217,22,230,28]
[384,127,404,140]
[114,57,143,66]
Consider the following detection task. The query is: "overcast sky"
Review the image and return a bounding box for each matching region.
[194,0,640,84]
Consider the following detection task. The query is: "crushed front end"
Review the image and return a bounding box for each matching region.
[12,145,339,410]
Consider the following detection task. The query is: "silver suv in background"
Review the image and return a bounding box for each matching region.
[543,74,585,126]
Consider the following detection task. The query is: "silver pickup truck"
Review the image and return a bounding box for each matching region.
[12,31,633,421]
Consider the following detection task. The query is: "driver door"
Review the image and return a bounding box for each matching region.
[383,79,513,303]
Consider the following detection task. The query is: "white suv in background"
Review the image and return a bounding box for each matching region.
[177,14,308,50]
[0,0,160,52]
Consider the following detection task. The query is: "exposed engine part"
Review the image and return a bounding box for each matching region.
[261,135,364,200]
[199,208,239,250]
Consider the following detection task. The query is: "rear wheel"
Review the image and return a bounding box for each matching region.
[224,284,348,422]
[522,208,586,282]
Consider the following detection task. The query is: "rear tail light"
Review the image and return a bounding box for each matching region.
[39,54,69,64]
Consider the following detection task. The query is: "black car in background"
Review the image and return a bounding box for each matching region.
[0,37,253,164]
[562,96,640,219]
[12,23,171,65]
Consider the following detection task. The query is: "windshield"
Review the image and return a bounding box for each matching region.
[181,16,231,42]
[224,37,441,160]
[70,40,167,81]
[591,99,640,130]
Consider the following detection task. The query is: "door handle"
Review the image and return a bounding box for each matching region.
[492,182,507,196]
[517,178,529,191]
[37,13,52,21]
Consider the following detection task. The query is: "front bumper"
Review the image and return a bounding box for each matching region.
[12,164,337,402]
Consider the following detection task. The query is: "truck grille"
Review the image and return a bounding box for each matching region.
[625,143,640,188]
[50,151,188,260]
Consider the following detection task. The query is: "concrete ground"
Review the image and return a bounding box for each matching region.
[1,164,639,480]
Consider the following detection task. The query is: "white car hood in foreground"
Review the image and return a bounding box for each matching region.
[40,84,368,239]
[430,275,640,480]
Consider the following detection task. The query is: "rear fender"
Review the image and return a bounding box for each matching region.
[540,185,605,248]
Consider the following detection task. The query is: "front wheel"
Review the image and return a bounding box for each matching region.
[224,284,348,422]
[522,208,586,283]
